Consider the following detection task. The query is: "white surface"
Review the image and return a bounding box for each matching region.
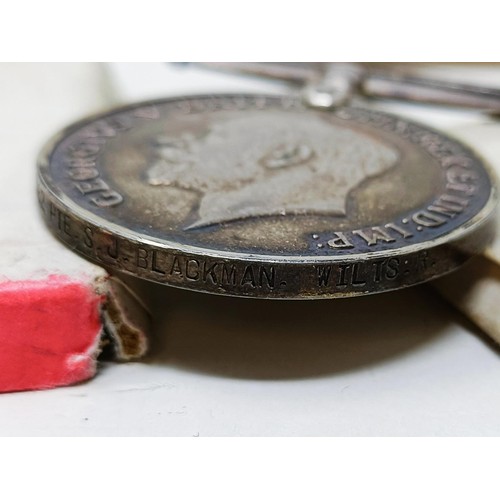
[1,63,500,436]
[0,63,109,282]
[1,283,500,436]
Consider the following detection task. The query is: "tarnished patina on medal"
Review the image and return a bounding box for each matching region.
[37,95,497,298]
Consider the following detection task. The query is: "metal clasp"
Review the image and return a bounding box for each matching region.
[191,62,500,113]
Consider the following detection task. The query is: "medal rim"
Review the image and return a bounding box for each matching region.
[37,94,499,298]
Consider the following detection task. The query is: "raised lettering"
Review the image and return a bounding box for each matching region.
[412,210,446,227]
[428,194,468,217]
[68,167,99,181]
[74,178,110,195]
[327,231,354,249]
[352,227,396,246]
[446,165,477,196]
[385,222,413,239]
[89,190,123,208]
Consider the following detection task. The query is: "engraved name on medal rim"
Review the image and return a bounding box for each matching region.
[37,94,497,299]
